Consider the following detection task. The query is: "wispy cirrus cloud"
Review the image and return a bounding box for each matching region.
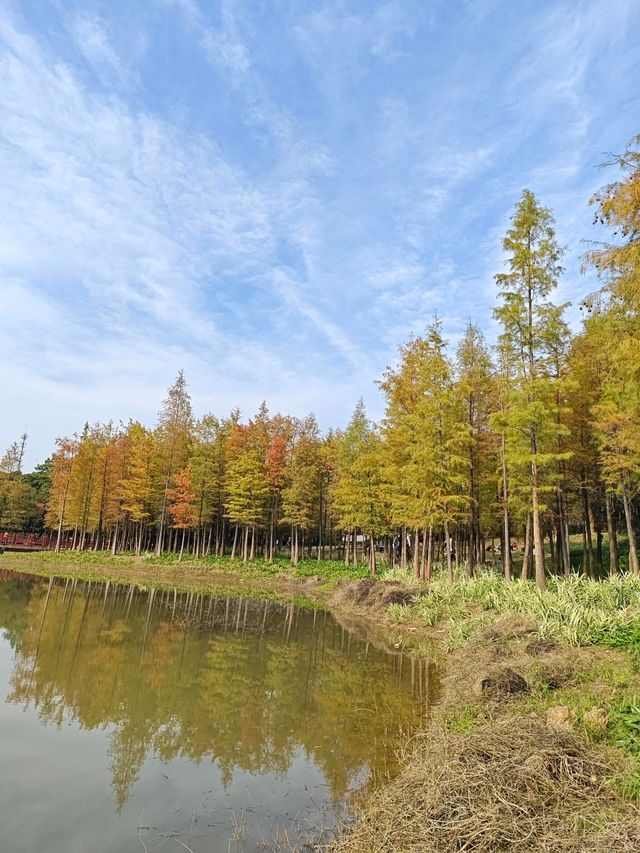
[69,13,126,84]
[1,0,639,464]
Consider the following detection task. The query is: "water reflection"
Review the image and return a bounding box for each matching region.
[0,571,435,851]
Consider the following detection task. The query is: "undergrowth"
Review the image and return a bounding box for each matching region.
[387,570,640,648]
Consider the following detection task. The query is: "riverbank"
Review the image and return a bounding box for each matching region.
[330,575,640,851]
[4,552,640,850]
[0,550,369,606]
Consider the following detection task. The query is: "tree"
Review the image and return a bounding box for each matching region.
[0,434,36,532]
[119,422,154,555]
[379,321,468,582]
[281,417,322,565]
[331,401,385,574]
[23,459,52,533]
[583,137,640,575]
[154,371,193,555]
[224,420,270,562]
[167,468,198,560]
[584,135,640,312]
[494,189,567,589]
[46,437,78,550]
[266,434,287,562]
[455,324,497,575]
[0,433,27,474]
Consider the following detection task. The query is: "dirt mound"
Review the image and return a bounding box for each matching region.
[329,717,635,852]
[440,616,579,710]
[478,666,529,700]
[331,577,418,611]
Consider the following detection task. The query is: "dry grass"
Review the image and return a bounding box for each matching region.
[328,717,639,853]
[438,615,579,709]
[331,577,419,611]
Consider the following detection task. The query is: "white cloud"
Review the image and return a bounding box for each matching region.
[1,0,638,467]
[0,10,363,463]
[69,13,124,84]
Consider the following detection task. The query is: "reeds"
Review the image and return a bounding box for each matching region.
[387,571,640,647]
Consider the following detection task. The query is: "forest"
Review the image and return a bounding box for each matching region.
[2,136,639,593]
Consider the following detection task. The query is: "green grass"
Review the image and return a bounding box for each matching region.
[0,549,372,604]
[609,698,640,757]
[440,703,484,733]
[135,551,371,580]
[387,570,640,647]
[607,698,640,802]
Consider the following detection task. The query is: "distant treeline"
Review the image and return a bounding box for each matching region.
[2,136,639,590]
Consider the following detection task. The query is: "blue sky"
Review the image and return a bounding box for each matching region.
[1,0,639,468]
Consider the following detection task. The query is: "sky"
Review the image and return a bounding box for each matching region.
[1,0,639,469]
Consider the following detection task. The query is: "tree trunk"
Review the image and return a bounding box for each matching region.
[548,525,556,575]
[111,520,119,556]
[522,514,532,581]
[269,510,275,564]
[561,494,571,576]
[444,520,453,585]
[231,525,239,559]
[501,434,512,581]
[581,487,593,579]
[242,526,249,563]
[425,526,433,584]
[622,478,639,576]
[595,507,604,579]
[250,525,256,561]
[605,491,619,575]
[531,472,546,590]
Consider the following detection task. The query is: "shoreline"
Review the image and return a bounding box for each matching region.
[0,551,335,605]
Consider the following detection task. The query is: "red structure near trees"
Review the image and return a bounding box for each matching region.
[0,532,72,551]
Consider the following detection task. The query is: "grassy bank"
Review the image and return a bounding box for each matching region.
[0,550,370,604]
[386,570,640,648]
[329,569,640,851]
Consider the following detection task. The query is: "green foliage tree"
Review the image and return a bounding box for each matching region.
[493,189,568,590]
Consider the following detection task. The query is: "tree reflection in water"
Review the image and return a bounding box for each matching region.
[0,571,434,847]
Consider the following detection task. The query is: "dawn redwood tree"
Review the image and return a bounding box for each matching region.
[281,416,322,565]
[583,137,640,575]
[154,371,193,556]
[494,189,567,590]
[378,334,433,572]
[167,468,198,560]
[455,323,497,576]
[189,414,223,557]
[379,322,468,582]
[331,401,384,574]
[119,422,155,555]
[225,433,269,562]
[266,433,287,561]
[46,437,78,550]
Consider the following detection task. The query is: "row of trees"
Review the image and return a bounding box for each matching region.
[6,136,640,589]
[0,435,50,533]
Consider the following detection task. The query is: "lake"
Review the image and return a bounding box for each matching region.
[0,570,434,852]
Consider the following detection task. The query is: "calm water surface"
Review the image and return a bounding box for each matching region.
[0,570,434,852]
